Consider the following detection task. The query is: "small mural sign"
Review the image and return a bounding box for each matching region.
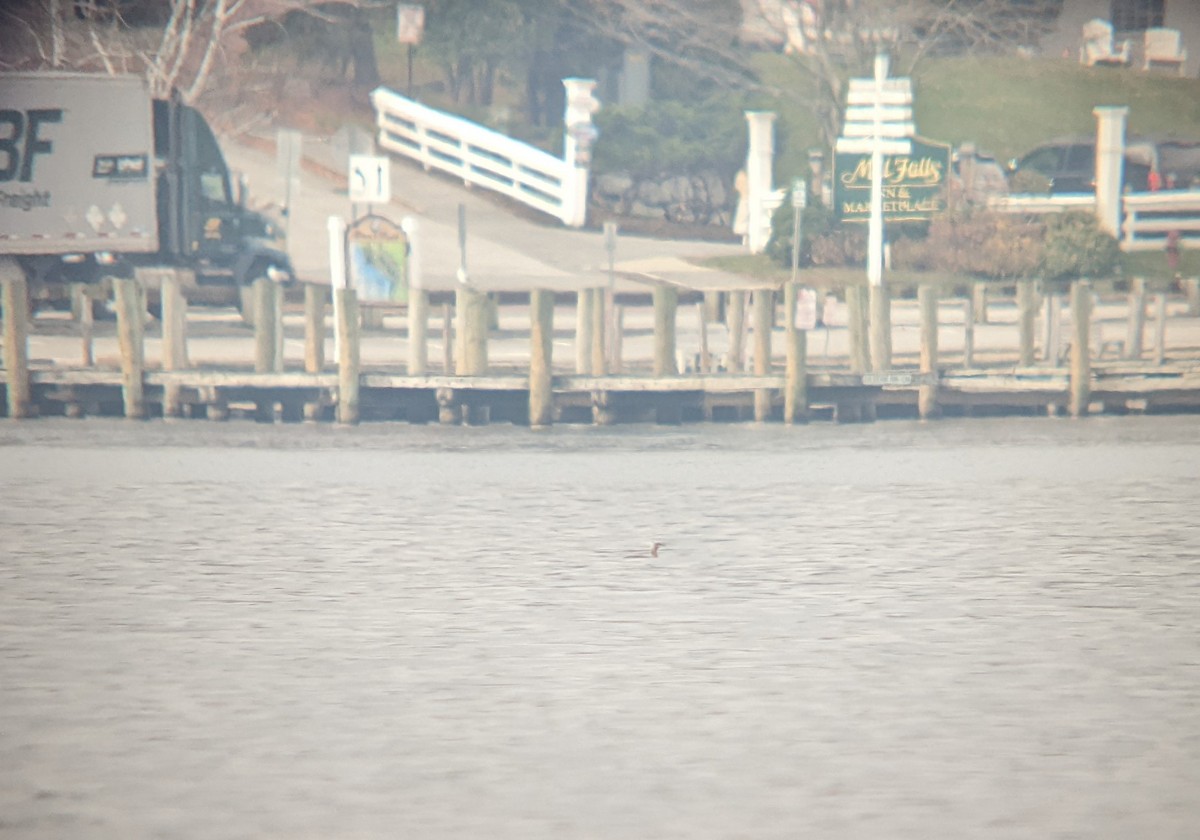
[834,137,951,223]
[347,215,408,304]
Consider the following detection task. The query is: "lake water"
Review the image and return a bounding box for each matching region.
[1,416,1198,839]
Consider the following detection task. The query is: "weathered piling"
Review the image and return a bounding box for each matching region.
[274,283,285,372]
[441,303,453,373]
[1,258,31,419]
[972,281,989,324]
[1152,291,1167,366]
[697,303,711,373]
[653,286,678,376]
[1125,277,1146,360]
[962,294,975,368]
[456,286,489,376]
[1184,277,1200,316]
[1069,280,1091,417]
[918,283,939,419]
[783,284,807,423]
[113,276,146,419]
[254,277,278,373]
[1046,292,1063,365]
[71,283,95,367]
[335,287,360,424]
[575,289,594,374]
[590,288,606,376]
[529,289,555,428]
[253,276,278,421]
[1017,279,1037,367]
[160,269,190,418]
[726,291,746,372]
[869,284,891,372]
[752,289,773,421]
[846,286,869,374]
[304,283,326,372]
[303,283,327,421]
[407,287,428,375]
[611,304,625,374]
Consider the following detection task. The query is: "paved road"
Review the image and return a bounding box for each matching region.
[222,130,750,295]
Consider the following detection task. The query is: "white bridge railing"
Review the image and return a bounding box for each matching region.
[370,86,590,227]
[988,190,1200,252]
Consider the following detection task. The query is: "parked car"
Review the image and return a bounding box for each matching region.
[1156,140,1200,189]
[1006,137,1152,194]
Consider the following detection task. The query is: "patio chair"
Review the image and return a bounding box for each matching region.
[1080,18,1131,67]
[1142,28,1187,76]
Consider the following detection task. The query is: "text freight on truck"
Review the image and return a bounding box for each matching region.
[0,71,294,312]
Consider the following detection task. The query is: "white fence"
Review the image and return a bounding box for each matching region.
[988,190,1200,252]
[370,86,585,227]
[1121,191,1200,251]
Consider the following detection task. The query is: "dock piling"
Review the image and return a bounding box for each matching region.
[575,289,593,374]
[1017,279,1037,367]
[113,276,146,419]
[846,286,868,374]
[752,289,773,421]
[918,283,940,419]
[653,286,678,376]
[1,258,31,419]
[529,289,554,428]
[869,284,891,372]
[160,269,190,418]
[335,286,360,424]
[783,284,807,423]
[457,285,489,376]
[1070,279,1091,417]
[253,276,278,421]
[726,291,746,372]
[407,288,428,375]
[1153,291,1167,366]
[1125,277,1146,360]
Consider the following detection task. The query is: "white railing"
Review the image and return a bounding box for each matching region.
[988,190,1200,252]
[1121,190,1200,251]
[370,86,586,227]
[987,194,1096,214]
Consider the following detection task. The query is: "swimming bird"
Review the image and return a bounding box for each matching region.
[625,541,665,558]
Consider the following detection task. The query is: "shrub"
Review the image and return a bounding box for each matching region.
[1040,211,1120,283]
[891,210,1044,280]
[765,195,866,268]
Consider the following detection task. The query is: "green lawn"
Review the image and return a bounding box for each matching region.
[755,53,1200,180]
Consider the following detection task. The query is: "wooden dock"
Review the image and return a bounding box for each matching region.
[3,264,1200,425]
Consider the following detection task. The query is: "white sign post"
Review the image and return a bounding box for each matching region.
[348,154,391,205]
[836,53,912,287]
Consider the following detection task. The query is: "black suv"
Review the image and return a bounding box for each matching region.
[1008,139,1151,194]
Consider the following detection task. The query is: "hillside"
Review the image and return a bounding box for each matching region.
[755,53,1200,180]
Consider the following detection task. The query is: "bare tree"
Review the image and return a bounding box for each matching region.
[1,0,382,104]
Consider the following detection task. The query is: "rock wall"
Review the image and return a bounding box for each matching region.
[592,171,733,228]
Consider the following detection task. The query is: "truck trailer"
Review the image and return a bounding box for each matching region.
[0,71,294,311]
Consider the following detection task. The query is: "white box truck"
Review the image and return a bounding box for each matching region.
[0,72,294,310]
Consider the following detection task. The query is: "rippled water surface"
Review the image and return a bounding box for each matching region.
[1,416,1199,839]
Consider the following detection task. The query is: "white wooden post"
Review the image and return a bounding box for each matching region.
[1093,106,1128,239]
[562,78,600,228]
[745,111,777,254]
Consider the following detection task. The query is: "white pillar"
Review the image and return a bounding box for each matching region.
[745,111,777,254]
[562,78,600,228]
[1093,105,1128,240]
